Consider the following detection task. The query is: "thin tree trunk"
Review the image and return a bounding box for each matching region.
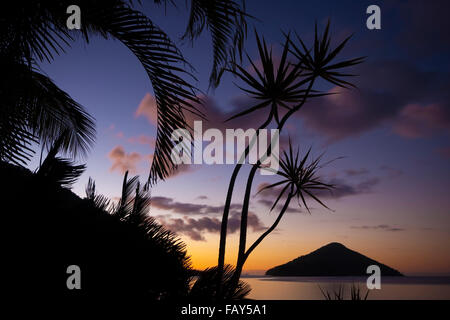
[236,162,259,268]
[217,78,316,298]
[230,193,293,291]
[216,115,272,298]
[244,194,292,263]
[229,80,316,288]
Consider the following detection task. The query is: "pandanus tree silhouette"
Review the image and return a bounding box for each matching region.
[216,22,364,298]
[0,0,248,183]
[228,141,336,289]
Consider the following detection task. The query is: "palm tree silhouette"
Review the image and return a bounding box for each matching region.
[216,21,364,298]
[230,141,336,286]
[0,0,248,182]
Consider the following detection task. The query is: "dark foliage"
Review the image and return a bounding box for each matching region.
[190,264,251,300]
[0,0,248,183]
[2,161,192,298]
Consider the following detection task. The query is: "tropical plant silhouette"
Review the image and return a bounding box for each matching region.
[319,283,370,300]
[190,264,251,300]
[0,0,248,182]
[228,141,336,288]
[2,132,193,297]
[85,171,193,298]
[216,21,364,298]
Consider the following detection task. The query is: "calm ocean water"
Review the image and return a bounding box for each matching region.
[242,276,450,300]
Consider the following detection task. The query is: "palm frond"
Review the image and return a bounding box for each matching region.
[79,1,204,184]
[226,31,312,125]
[1,1,203,183]
[183,0,249,87]
[106,171,190,268]
[289,20,365,89]
[262,140,335,213]
[0,58,95,165]
[113,171,139,220]
[190,264,251,300]
[0,97,37,166]
[36,131,86,188]
[85,177,111,211]
[29,68,96,158]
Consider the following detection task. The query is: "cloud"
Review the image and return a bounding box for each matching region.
[156,211,265,241]
[294,61,450,142]
[151,196,247,215]
[256,176,380,203]
[107,144,192,177]
[127,134,156,148]
[436,147,450,160]
[345,168,369,177]
[379,165,403,178]
[151,196,223,215]
[135,93,158,125]
[135,93,272,132]
[297,86,398,142]
[183,95,272,133]
[108,145,143,174]
[150,196,267,240]
[257,198,303,214]
[116,131,124,139]
[350,225,405,232]
[392,103,450,138]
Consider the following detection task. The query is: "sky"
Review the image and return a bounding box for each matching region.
[34,0,450,275]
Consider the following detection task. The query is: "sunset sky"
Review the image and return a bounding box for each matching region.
[32,0,449,275]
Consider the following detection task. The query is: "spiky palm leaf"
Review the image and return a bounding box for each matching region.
[288,20,365,89]
[85,177,111,211]
[258,140,334,213]
[183,0,248,87]
[36,131,86,188]
[190,264,251,300]
[1,59,95,164]
[226,32,321,125]
[87,172,190,270]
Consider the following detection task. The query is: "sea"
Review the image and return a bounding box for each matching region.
[241,276,450,300]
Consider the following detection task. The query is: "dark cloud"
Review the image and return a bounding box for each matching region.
[294,61,450,142]
[392,103,450,138]
[345,168,369,177]
[256,176,380,203]
[350,225,405,232]
[156,211,265,241]
[150,196,267,240]
[135,93,269,132]
[151,196,223,215]
[379,165,403,178]
[257,198,303,214]
[394,0,450,57]
[436,147,450,160]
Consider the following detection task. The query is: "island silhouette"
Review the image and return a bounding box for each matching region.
[266,242,403,277]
